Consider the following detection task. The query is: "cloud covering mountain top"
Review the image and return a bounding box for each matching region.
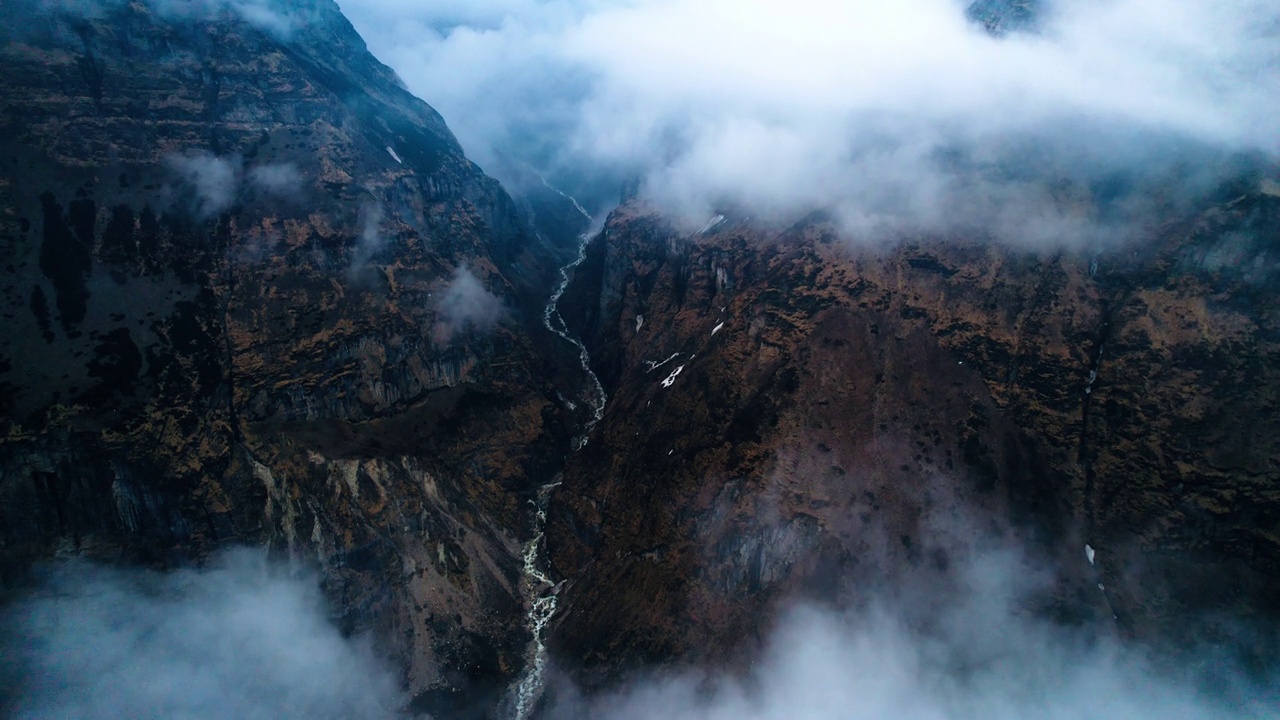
[340,0,1280,243]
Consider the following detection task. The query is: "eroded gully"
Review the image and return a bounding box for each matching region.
[509,186,607,720]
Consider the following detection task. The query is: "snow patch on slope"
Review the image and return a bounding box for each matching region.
[661,365,685,388]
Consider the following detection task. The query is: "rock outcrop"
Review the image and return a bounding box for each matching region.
[0,0,585,713]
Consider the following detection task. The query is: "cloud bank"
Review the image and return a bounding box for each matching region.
[549,549,1277,720]
[339,0,1280,242]
[0,549,402,719]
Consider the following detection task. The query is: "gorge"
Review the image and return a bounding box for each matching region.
[2,0,1279,718]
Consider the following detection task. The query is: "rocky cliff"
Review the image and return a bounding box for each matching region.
[546,188,1280,685]
[5,0,1280,715]
[0,0,587,713]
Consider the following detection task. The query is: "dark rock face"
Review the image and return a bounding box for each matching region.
[0,0,579,711]
[966,0,1040,35]
[547,194,1280,685]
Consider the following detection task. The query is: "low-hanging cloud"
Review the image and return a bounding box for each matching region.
[0,549,403,719]
[225,0,297,38]
[339,0,1280,243]
[433,265,506,342]
[166,150,241,219]
[548,548,1278,720]
[248,162,304,197]
[347,200,388,281]
[165,154,309,219]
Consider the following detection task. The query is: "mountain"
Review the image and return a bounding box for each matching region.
[0,0,590,713]
[3,0,1279,716]
[546,192,1280,685]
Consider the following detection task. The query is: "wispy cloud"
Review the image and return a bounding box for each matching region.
[433,264,506,342]
[165,150,241,219]
[347,201,387,280]
[226,0,298,38]
[248,162,304,198]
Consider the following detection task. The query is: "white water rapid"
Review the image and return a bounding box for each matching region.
[510,186,608,720]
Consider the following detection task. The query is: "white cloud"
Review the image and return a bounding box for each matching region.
[339,0,1280,243]
[1,550,402,718]
[228,0,297,38]
[248,162,304,197]
[551,549,1277,720]
[165,150,240,219]
[433,264,506,342]
[348,200,387,279]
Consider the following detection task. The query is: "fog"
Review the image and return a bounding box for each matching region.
[248,162,304,198]
[339,0,1280,241]
[0,549,402,719]
[433,265,507,342]
[550,548,1278,720]
[346,200,389,282]
[4,540,1272,720]
[165,150,241,219]
[166,153,310,218]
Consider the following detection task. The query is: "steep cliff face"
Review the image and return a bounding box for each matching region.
[0,0,582,711]
[547,190,1280,683]
[5,0,1278,712]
